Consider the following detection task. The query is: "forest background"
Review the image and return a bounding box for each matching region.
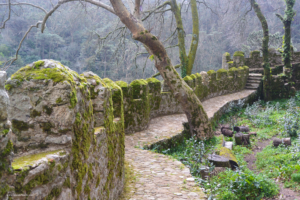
[0,0,300,82]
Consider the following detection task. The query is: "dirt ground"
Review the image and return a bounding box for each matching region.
[243,137,300,200]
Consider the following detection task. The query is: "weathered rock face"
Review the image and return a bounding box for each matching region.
[1,60,124,200]
[0,71,11,150]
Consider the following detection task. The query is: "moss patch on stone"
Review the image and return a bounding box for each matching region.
[207,70,216,75]
[183,76,193,81]
[233,51,245,57]
[115,81,128,88]
[12,150,63,170]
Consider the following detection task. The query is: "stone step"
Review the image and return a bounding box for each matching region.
[248,76,263,81]
[249,73,263,77]
[247,79,261,83]
[246,83,260,87]
[245,86,259,90]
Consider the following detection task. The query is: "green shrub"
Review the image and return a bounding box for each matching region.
[292,173,300,183]
[206,168,279,200]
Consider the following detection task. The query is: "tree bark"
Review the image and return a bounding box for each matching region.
[235,132,250,145]
[170,0,199,77]
[221,127,233,137]
[276,0,296,81]
[109,0,213,139]
[186,0,199,76]
[250,0,272,101]
[207,154,231,168]
[273,138,291,147]
[234,126,250,133]
[170,0,188,77]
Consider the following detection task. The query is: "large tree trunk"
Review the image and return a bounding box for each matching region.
[186,0,199,76]
[170,0,188,77]
[170,0,199,77]
[110,0,213,139]
[276,0,296,82]
[250,0,272,101]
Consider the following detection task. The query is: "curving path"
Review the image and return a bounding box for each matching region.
[125,90,256,200]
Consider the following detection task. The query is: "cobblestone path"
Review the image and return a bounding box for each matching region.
[125,90,256,200]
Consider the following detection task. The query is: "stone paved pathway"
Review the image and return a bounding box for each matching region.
[125,90,256,200]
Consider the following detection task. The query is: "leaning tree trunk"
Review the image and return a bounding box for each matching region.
[250,0,271,101]
[110,0,213,139]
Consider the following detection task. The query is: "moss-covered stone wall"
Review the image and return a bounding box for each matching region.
[113,66,249,134]
[1,60,124,200]
[0,59,249,199]
[223,49,300,70]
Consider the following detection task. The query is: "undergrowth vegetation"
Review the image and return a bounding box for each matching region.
[154,92,300,200]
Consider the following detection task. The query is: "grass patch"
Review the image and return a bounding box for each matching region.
[119,161,139,200]
[153,93,300,199]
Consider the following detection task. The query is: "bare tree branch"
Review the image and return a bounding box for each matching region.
[134,0,141,19]
[142,1,170,21]
[196,0,218,16]
[276,13,284,22]
[0,0,11,29]
[41,0,115,33]
[1,21,43,70]
[0,2,47,13]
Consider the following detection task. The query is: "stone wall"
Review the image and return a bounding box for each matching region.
[222,49,300,69]
[0,59,249,199]
[0,60,124,200]
[267,63,300,99]
[120,66,249,134]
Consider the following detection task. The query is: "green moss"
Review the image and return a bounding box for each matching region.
[151,36,157,40]
[250,50,261,57]
[195,73,201,78]
[30,109,41,118]
[229,67,238,71]
[207,70,216,75]
[217,69,228,73]
[0,183,9,198]
[190,74,197,79]
[84,185,91,195]
[130,79,148,86]
[183,76,193,81]
[46,187,62,200]
[11,65,73,83]
[63,177,71,188]
[43,105,53,116]
[233,51,245,57]
[56,97,63,104]
[12,119,33,132]
[115,81,128,88]
[69,89,77,109]
[58,128,71,134]
[146,78,160,83]
[225,52,230,57]
[33,60,45,69]
[57,164,62,171]
[96,175,101,187]
[4,84,12,91]
[1,129,9,136]
[227,61,234,64]
[12,150,63,170]
[41,122,53,133]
